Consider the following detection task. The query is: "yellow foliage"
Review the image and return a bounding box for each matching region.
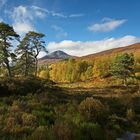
[126,108,135,121]
[39,70,49,79]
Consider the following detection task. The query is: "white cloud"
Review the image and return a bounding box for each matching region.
[88,18,127,32]
[12,6,33,23]
[43,35,140,57]
[12,5,67,21]
[38,51,48,59]
[11,6,36,35]
[51,25,68,39]
[69,14,84,18]
[0,0,7,8]
[32,6,84,18]
[10,5,84,35]
[13,22,35,35]
[51,11,66,18]
[31,5,66,18]
[10,5,69,35]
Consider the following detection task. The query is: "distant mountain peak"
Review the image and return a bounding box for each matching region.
[39,50,74,60]
[39,43,140,65]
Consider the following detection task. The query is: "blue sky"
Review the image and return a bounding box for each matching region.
[0,0,140,57]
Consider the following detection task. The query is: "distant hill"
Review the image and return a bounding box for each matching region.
[80,43,140,60]
[39,43,140,65]
[38,42,140,84]
[39,50,76,65]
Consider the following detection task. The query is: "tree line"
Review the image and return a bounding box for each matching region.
[0,21,140,86]
[40,52,140,86]
[0,22,47,78]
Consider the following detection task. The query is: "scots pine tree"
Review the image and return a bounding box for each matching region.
[111,53,135,86]
[0,22,19,77]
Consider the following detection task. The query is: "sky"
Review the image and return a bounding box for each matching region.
[0,0,140,57]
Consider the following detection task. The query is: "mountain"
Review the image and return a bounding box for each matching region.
[81,43,140,60]
[40,50,73,60]
[38,43,140,83]
[39,43,140,65]
[39,50,76,65]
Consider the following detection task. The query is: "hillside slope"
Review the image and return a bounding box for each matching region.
[80,43,140,60]
[39,43,140,65]
[38,43,140,85]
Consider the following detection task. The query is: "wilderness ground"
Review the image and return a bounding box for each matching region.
[0,78,140,140]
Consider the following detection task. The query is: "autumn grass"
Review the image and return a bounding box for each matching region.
[0,77,140,139]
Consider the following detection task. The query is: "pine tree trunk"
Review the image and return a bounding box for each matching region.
[35,57,38,77]
[25,51,28,77]
[5,61,12,78]
[3,37,12,78]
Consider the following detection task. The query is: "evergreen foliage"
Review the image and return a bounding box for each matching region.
[111,53,135,86]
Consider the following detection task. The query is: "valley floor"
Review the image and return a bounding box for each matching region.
[0,78,140,140]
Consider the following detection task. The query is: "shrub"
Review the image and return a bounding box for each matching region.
[126,108,135,121]
[5,117,16,131]
[79,97,107,123]
[22,113,37,127]
[30,126,48,140]
[79,122,105,140]
[53,120,74,140]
